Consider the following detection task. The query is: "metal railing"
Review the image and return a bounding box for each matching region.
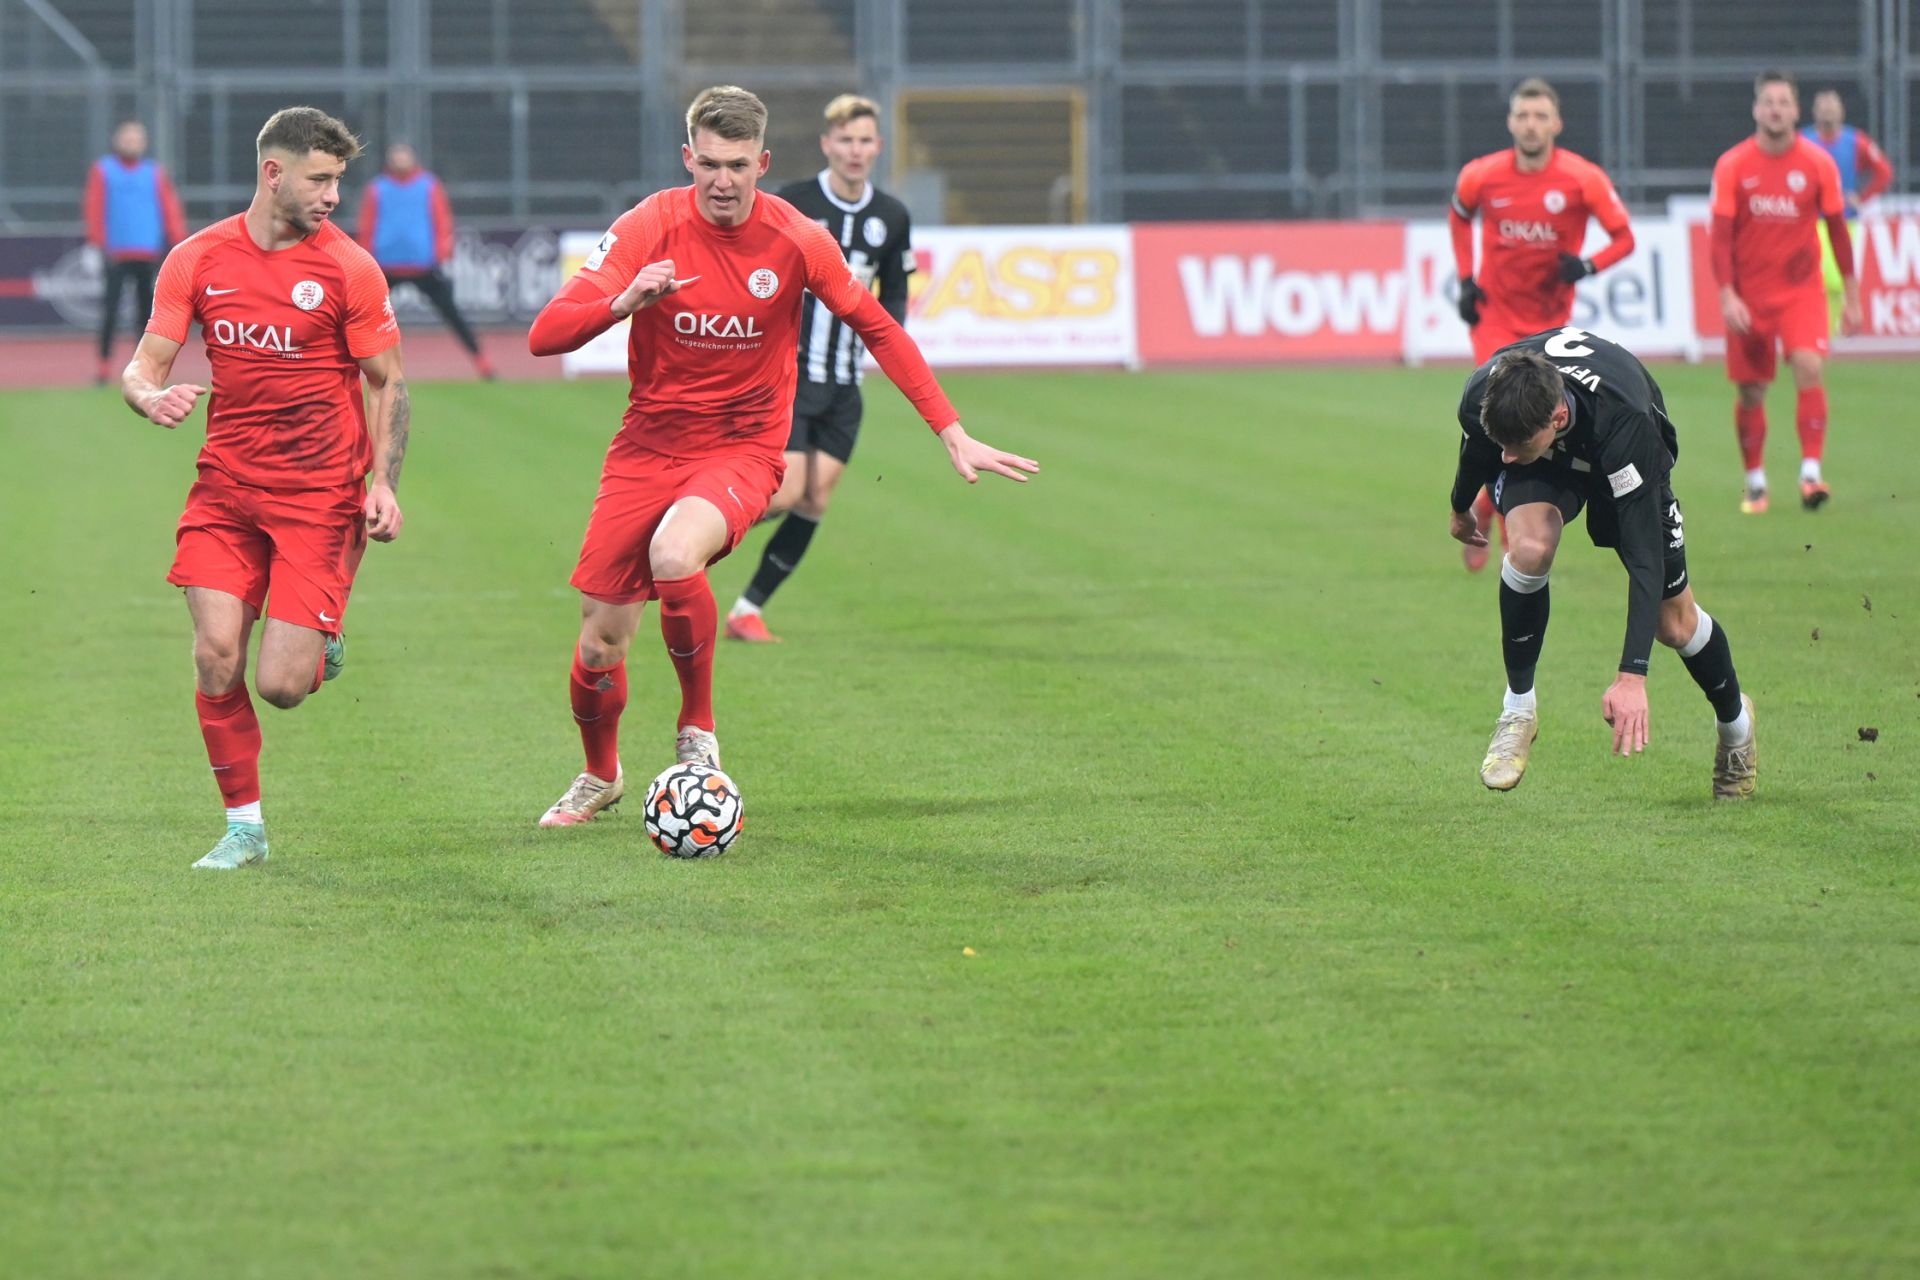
[0,0,1909,230]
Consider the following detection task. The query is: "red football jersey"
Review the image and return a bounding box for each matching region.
[1451,148,1632,331]
[568,186,951,459]
[148,215,398,490]
[1709,137,1846,304]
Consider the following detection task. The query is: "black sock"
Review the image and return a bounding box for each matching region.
[1680,616,1744,722]
[1499,580,1550,694]
[742,512,818,608]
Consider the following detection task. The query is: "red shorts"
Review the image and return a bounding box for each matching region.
[1725,288,1830,383]
[167,472,367,632]
[570,437,783,605]
[1471,310,1561,365]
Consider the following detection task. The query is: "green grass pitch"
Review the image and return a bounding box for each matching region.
[1,360,1915,1278]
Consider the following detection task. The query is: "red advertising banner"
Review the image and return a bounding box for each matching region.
[1133,221,1407,363]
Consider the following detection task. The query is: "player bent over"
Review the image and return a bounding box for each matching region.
[527,86,1036,826]
[1448,329,1755,799]
[1450,77,1635,571]
[123,107,408,868]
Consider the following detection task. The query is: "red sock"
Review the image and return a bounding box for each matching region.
[196,685,262,807]
[569,648,627,781]
[1735,403,1767,471]
[1795,387,1827,464]
[655,571,717,732]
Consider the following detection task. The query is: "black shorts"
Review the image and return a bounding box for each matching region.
[786,380,863,463]
[1494,457,1690,599]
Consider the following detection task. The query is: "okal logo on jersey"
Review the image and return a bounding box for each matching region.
[210,318,299,352]
[746,268,779,299]
[673,312,765,338]
[1543,189,1567,214]
[863,216,888,247]
[291,280,326,311]
[1498,219,1559,243]
[1750,194,1800,218]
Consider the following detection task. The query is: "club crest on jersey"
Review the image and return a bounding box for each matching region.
[746,268,779,299]
[1786,169,1807,192]
[863,216,888,247]
[1542,189,1567,214]
[291,280,325,311]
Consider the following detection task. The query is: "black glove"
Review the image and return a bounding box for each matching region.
[1457,277,1484,326]
[1557,253,1595,284]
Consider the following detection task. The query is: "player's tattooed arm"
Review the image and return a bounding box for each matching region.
[380,381,411,491]
[358,346,408,542]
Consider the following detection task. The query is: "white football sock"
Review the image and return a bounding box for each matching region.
[1800,458,1822,484]
[730,598,761,617]
[226,802,263,826]
[1716,706,1751,745]
[1679,608,1714,658]
[1503,686,1537,715]
[1745,467,1768,491]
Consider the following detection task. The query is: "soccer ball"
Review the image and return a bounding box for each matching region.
[643,762,744,859]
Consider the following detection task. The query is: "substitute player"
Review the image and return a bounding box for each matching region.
[725,93,914,643]
[1449,328,1756,800]
[1450,77,1635,572]
[122,107,408,869]
[1711,70,1859,514]
[356,141,496,379]
[85,120,187,385]
[1802,89,1893,332]
[527,86,1036,827]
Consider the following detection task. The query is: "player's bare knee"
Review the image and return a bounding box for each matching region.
[797,490,831,521]
[648,538,706,582]
[192,640,245,690]
[1506,533,1557,577]
[577,628,629,670]
[1736,383,1768,409]
[256,679,308,711]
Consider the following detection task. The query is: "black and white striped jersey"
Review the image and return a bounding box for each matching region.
[776,172,914,387]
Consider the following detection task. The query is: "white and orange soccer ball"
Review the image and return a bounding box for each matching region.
[643,762,744,859]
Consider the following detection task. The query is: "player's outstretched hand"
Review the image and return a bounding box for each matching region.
[1456,277,1484,326]
[1557,253,1595,284]
[364,482,404,543]
[612,259,693,318]
[144,383,207,429]
[938,423,1040,485]
[1449,508,1488,548]
[1600,673,1650,757]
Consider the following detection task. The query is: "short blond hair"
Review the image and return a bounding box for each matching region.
[822,93,879,134]
[686,85,768,145]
